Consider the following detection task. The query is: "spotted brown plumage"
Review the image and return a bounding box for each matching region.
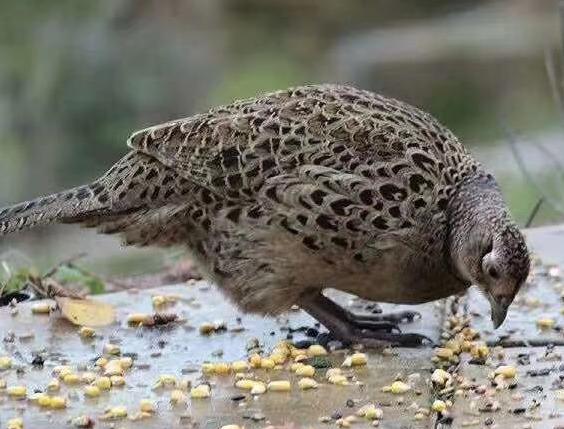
[0,84,530,346]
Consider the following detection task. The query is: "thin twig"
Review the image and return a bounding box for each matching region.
[525,197,544,228]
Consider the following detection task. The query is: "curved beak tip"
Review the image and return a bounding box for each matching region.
[491,302,510,329]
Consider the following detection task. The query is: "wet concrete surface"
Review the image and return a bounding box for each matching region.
[0,225,563,428]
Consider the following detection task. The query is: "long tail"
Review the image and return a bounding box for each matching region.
[0,183,114,236]
[0,152,198,246]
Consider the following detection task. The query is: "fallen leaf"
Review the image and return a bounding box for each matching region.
[56,297,116,327]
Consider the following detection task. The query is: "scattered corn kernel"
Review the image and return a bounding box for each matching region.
[357,404,383,420]
[80,372,96,384]
[127,313,152,325]
[307,344,327,357]
[260,358,275,369]
[537,318,556,329]
[494,365,517,379]
[298,377,318,390]
[170,389,187,405]
[343,352,368,367]
[470,342,489,360]
[202,362,231,375]
[249,353,262,368]
[63,373,80,385]
[140,399,156,413]
[95,357,108,367]
[388,381,410,394]
[0,379,6,389]
[110,376,125,387]
[103,343,120,355]
[431,369,452,386]
[7,418,23,429]
[235,379,256,390]
[104,361,124,377]
[432,400,447,413]
[7,386,27,398]
[36,393,51,407]
[47,378,60,392]
[268,380,291,392]
[152,295,167,307]
[295,364,315,377]
[434,348,454,360]
[250,382,267,395]
[93,377,111,390]
[49,396,67,409]
[0,356,13,370]
[155,374,177,388]
[190,384,211,398]
[101,406,128,420]
[84,385,101,398]
[31,302,52,314]
[231,360,250,372]
[119,356,133,369]
[79,327,96,338]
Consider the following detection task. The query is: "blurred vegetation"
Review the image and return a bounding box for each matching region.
[0,0,563,272]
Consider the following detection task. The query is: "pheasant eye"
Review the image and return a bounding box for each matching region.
[488,266,499,279]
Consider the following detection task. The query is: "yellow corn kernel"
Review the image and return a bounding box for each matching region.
[31,302,52,314]
[140,399,156,413]
[385,381,410,394]
[231,360,250,372]
[260,358,275,369]
[170,389,187,405]
[298,377,318,390]
[0,356,13,370]
[84,385,101,398]
[343,352,368,367]
[49,396,67,409]
[104,361,124,376]
[7,418,23,429]
[307,344,327,357]
[295,364,315,377]
[104,343,120,355]
[110,376,125,387]
[78,327,95,338]
[431,369,452,386]
[494,365,517,379]
[102,406,128,420]
[119,357,133,370]
[46,378,60,392]
[62,373,80,385]
[204,362,231,375]
[95,357,108,368]
[235,379,256,390]
[291,348,308,358]
[36,394,52,407]
[152,295,167,307]
[7,386,27,398]
[537,318,556,329]
[267,380,291,392]
[434,348,454,360]
[155,374,177,388]
[0,379,6,389]
[470,342,489,359]
[250,382,266,395]
[127,313,152,325]
[190,384,211,398]
[80,372,96,384]
[357,404,383,420]
[249,353,262,368]
[94,377,111,390]
[432,400,447,413]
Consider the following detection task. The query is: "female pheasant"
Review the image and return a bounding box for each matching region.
[0,84,530,346]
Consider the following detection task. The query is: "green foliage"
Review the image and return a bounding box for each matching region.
[52,265,105,295]
[0,266,37,295]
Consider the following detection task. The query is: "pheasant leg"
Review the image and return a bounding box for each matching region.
[300,293,432,347]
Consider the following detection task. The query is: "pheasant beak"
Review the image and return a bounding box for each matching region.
[490,295,510,329]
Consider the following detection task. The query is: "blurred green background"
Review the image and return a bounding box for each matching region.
[1,0,564,276]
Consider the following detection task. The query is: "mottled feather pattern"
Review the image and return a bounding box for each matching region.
[0,84,528,317]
